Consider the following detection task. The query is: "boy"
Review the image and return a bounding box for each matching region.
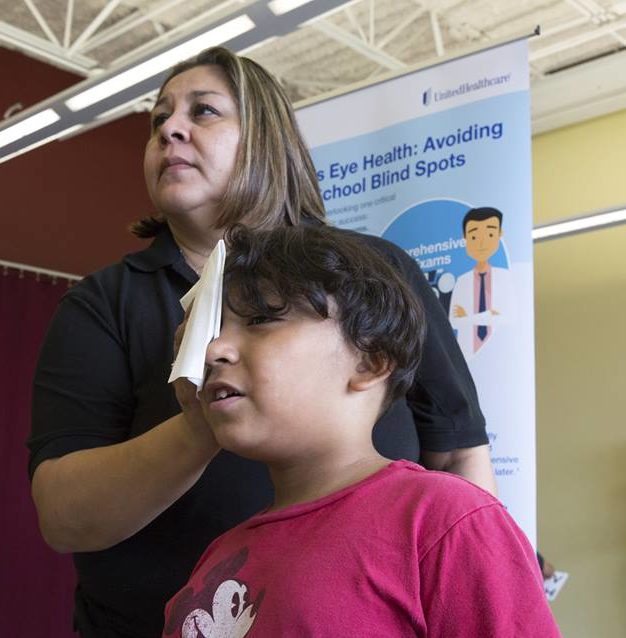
[163,225,560,637]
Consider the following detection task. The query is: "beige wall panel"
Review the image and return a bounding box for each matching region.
[533,109,626,224]
[533,110,626,637]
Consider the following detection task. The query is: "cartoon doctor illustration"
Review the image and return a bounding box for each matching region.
[450,206,514,359]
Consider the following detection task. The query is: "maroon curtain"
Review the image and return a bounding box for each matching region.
[0,268,77,636]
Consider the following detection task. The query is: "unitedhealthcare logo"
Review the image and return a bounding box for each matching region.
[421,72,512,107]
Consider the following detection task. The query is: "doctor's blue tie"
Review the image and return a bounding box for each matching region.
[477,272,487,341]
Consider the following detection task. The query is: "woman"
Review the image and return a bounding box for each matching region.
[29,47,493,638]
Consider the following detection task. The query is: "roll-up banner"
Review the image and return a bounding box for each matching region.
[297,39,535,545]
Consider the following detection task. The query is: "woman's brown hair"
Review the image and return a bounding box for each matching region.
[131,47,326,238]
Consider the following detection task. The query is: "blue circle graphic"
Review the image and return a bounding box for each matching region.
[382,199,509,284]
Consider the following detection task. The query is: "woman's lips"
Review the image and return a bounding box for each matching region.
[159,157,193,177]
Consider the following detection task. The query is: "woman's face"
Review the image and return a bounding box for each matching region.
[143,65,240,223]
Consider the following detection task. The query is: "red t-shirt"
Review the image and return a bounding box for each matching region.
[163,460,561,637]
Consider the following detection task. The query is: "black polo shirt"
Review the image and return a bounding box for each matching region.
[29,226,486,638]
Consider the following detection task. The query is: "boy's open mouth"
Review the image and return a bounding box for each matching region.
[214,387,243,401]
[204,381,245,404]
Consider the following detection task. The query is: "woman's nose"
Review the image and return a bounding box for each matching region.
[159,113,190,145]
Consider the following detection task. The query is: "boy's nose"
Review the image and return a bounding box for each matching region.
[205,335,239,366]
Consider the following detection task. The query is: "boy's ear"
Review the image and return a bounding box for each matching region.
[349,351,395,392]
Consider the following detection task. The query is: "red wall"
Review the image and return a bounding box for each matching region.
[0,48,153,275]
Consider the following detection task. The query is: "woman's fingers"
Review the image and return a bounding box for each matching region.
[173,302,194,357]
[173,322,185,357]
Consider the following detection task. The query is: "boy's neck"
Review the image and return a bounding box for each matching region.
[267,450,390,512]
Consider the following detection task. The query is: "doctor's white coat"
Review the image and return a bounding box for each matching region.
[449,266,515,360]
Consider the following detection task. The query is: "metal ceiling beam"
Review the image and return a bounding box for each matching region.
[540,16,588,38]
[68,0,125,55]
[368,0,375,45]
[311,19,406,70]
[150,20,167,36]
[283,76,344,89]
[566,0,626,44]
[580,0,626,46]
[0,0,353,163]
[572,0,613,21]
[22,0,60,45]
[63,0,75,49]
[530,15,626,61]
[79,0,191,55]
[344,5,367,42]
[377,6,425,49]
[532,47,626,132]
[429,10,444,57]
[86,89,158,128]
[566,0,593,17]
[112,0,249,68]
[0,20,96,74]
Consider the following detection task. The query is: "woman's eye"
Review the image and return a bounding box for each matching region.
[194,103,218,118]
[151,113,168,130]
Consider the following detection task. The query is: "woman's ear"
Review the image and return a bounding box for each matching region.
[348,352,395,392]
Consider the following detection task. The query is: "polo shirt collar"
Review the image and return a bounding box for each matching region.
[123,225,182,273]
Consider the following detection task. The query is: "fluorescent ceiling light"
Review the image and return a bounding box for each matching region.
[65,14,255,112]
[0,124,83,164]
[532,207,626,240]
[268,0,314,15]
[95,90,159,121]
[0,109,60,148]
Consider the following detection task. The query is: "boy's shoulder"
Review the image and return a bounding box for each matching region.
[200,460,503,562]
[378,460,503,544]
[382,459,498,505]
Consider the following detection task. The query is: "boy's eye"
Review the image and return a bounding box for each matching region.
[247,315,277,326]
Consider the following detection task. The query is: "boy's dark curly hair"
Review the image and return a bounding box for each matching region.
[223,224,426,407]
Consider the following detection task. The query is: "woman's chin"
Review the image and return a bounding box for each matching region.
[159,200,216,224]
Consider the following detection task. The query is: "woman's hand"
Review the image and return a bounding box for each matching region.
[174,376,208,425]
[32,312,220,553]
[172,311,219,449]
[31,280,220,555]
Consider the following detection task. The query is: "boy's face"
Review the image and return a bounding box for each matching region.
[464,216,502,263]
[199,298,363,462]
